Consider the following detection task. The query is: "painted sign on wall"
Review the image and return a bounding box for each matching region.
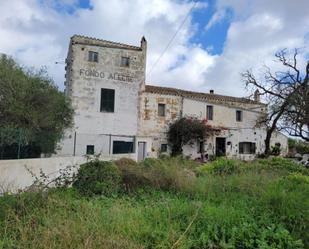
[79,69,133,83]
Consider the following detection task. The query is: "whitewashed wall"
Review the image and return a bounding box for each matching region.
[182,128,288,160]
[0,154,139,194]
[0,157,85,194]
[182,98,265,128]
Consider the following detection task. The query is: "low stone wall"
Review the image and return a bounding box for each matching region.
[0,156,87,194]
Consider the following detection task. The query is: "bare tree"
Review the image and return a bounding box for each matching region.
[283,62,309,140]
[242,49,309,155]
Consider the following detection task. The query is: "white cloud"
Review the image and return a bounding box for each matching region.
[0,0,308,98]
[204,0,309,96]
[150,45,217,91]
[0,0,213,92]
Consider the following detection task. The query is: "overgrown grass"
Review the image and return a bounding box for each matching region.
[0,157,308,248]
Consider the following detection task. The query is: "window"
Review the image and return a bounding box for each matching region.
[86,145,94,155]
[100,88,115,112]
[113,141,134,154]
[121,56,130,67]
[206,105,213,120]
[158,103,165,117]
[88,51,98,62]
[161,144,168,152]
[236,110,242,122]
[239,142,256,154]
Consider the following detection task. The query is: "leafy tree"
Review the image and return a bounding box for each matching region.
[0,55,73,158]
[242,49,309,155]
[167,117,218,155]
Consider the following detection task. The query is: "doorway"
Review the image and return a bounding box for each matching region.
[216,137,226,156]
[137,142,146,161]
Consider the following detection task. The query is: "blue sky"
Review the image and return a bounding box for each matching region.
[45,0,92,13]
[77,0,92,9]
[52,0,231,55]
[1,0,308,96]
[190,0,231,55]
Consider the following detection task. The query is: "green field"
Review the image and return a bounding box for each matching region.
[0,157,308,249]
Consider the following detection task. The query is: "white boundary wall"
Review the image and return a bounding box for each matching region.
[0,156,87,194]
[0,154,138,194]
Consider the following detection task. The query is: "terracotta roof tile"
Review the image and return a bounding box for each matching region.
[145,85,263,105]
[71,35,142,51]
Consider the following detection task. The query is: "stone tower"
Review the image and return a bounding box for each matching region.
[59,35,147,156]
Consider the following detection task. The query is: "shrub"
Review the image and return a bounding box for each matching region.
[167,117,218,155]
[0,191,47,223]
[190,221,303,249]
[254,157,308,175]
[185,200,304,249]
[140,158,178,190]
[73,160,120,197]
[271,143,281,156]
[139,157,197,192]
[261,173,309,247]
[288,139,309,155]
[114,158,148,193]
[198,157,308,177]
[113,157,198,194]
[283,172,309,184]
[198,158,244,176]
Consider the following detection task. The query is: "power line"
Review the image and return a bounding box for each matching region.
[146,1,197,77]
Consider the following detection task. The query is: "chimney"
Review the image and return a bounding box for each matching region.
[254,89,260,102]
[209,89,214,94]
[140,36,147,91]
[141,36,147,51]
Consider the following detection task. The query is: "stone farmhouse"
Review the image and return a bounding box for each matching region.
[58,35,288,161]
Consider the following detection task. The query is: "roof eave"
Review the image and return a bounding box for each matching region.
[71,35,142,51]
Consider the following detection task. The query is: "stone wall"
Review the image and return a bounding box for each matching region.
[58,36,146,157]
[138,92,182,136]
[68,37,146,135]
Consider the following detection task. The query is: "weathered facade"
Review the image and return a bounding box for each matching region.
[58,35,288,161]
